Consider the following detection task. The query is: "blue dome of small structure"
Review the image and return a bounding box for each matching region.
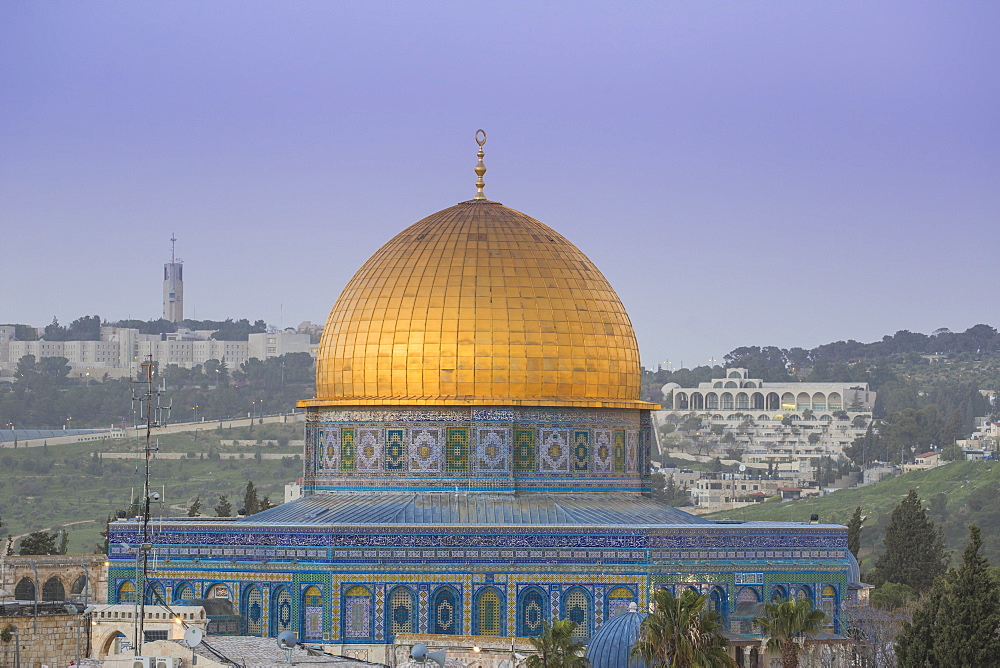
[585,603,648,668]
[847,550,862,585]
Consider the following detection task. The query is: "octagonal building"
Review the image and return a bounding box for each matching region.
[108,136,851,659]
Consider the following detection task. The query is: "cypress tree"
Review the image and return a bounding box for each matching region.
[214,493,233,517]
[897,525,1000,666]
[846,506,862,560]
[935,525,1000,665]
[896,577,944,667]
[243,481,260,515]
[873,490,946,592]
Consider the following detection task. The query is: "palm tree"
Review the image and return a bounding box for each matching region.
[631,588,734,668]
[526,618,589,668]
[754,596,826,668]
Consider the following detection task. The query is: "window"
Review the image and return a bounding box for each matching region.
[431,587,460,634]
[118,581,136,603]
[390,587,417,636]
[562,588,591,639]
[271,587,293,636]
[344,586,372,641]
[302,585,323,641]
[519,588,548,637]
[244,587,264,636]
[476,588,503,636]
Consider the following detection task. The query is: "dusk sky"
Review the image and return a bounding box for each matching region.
[2,2,997,369]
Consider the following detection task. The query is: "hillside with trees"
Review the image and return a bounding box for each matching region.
[0,352,314,429]
[644,324,999,466]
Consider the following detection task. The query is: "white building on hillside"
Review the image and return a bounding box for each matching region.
[0,326,317,376]
[656,368,876,468]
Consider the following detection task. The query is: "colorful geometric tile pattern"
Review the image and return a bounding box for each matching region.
[445,428,469,472]
[341,429,355,471]
[476,428,509,472]
[513,429,535,472]
[356,429,381,472]
[613,430,625,473]
[593,429,613,472]
[572,430,590,472]
[539,429,569,472]
[385,429,406,471]
[409,428,443,472]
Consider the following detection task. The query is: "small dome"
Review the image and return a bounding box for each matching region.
[847,550,862,585]
[585,602,648,668]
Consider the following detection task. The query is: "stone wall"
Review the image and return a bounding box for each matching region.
[0,554,107,605]
[0,602,87,668]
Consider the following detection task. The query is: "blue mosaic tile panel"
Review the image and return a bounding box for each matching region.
[385,429,406,471]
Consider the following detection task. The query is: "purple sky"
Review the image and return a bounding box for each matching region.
[2,2,998,369]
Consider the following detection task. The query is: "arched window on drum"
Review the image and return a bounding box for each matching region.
[174,582,195,603]
[430,586,460,635]
[561,587,591,640]
[343,586,372,642]
[143,581,165,606]
[271,586,293,636]
[243,586,264,636]
[708,587,727,619]
[821,585,837,631]
[301,585,323,642]
[518,587,548,637]
[475,587,504,636]
[389,586,418,637]
[606,586,635,619]
[117,581,136,603]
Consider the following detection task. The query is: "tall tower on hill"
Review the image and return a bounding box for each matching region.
[162,234,184,322]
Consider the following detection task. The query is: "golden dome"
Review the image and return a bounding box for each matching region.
[303,199,653,409]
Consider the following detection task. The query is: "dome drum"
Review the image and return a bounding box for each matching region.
[304,404,654,495]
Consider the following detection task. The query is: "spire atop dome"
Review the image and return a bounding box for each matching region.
[473,129,488,200]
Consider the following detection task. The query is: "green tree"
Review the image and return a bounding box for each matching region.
[56,529,68,555]
[869,582,914,610]
[243,481,260,515]
[214,494,233,517]
[708,457,723,473]
[525,619,588,668]
[873,490,947,592]
[754,596,826,668]
[631,588,733,668]
[846,506,863,560]
[187,496,203,517]
[18,530,60,555]
[897,525,1000,666]
[259,495,274,512]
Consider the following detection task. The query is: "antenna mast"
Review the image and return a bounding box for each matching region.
[131,356,170,654]
[170,233,177,264]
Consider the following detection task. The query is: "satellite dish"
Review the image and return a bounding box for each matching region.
[739,464,746,472]
[277,630,298,649]
[183,627,203,648]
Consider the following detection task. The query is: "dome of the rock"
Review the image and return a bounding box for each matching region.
[306,199,649,409]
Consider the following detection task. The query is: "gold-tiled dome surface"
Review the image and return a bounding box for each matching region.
[310,200,647,408]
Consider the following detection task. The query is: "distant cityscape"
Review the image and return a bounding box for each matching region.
[0,237,320,381]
